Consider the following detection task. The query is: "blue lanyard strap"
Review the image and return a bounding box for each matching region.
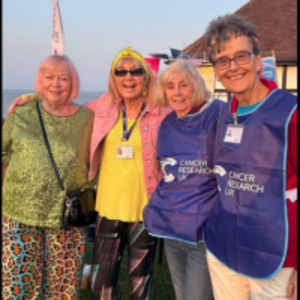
[122,100,146,141]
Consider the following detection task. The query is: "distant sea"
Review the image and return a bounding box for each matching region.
[2,89,105,119]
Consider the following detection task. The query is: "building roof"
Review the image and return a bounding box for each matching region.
[184,0,297,62]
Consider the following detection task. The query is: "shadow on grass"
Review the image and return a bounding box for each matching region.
[80,241,175,300]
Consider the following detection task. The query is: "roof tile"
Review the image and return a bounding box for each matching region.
[184,0,297,62]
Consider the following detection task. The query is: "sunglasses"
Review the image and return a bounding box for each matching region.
[114,68,144,77]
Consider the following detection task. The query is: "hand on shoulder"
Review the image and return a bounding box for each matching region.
[8,93,40,115]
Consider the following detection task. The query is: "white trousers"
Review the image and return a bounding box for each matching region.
[207,250,293,300]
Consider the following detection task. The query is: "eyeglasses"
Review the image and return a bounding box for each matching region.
[213,51,252,70]
[114,68,144,77]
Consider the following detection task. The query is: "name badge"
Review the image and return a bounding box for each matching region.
[116,145,134,159]
[223,124,244,144]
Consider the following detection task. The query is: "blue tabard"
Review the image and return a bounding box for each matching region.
[143,99,225,244]
[204,89,297,279]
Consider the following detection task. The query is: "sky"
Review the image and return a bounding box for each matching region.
[3,0,249,92]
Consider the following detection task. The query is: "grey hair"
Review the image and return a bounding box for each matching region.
[204,14,260,63]
[154,60,211,107]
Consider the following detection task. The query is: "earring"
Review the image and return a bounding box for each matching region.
[142,85,148,97]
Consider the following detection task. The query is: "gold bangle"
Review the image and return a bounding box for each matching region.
[20,93,40,102]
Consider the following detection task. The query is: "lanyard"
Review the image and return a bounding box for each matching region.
[232,112,238,125]
[230,97,239,125]
[122,100,146,141]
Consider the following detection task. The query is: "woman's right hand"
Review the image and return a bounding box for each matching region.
[7,94,38,115]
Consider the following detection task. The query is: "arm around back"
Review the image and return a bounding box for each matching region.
[84,93,112,113]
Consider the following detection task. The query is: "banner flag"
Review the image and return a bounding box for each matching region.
[144,57,160,73]
[260,56,276,82]
[170,48,182,58]
[52,0,64,54]
[148,53,169,60]
[179,52,191,59]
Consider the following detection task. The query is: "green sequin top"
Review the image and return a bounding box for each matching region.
[2,102,94,228]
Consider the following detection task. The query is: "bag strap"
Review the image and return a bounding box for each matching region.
[36,101,65,192]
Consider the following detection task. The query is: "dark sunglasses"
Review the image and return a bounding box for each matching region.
[114,68,144,77]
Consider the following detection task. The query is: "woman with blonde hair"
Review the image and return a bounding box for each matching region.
[2,54,94,300]
[85,47,171,300]
[144,60,225,300]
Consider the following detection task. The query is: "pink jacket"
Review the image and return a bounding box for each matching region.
[85,93,171,199]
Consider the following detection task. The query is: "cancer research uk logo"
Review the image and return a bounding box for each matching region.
[160,158,177,182]
[214,165,265,197]
[213,165,227,177]
[160,158,214,183]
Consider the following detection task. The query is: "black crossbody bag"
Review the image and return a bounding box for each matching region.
[36,101,97,230]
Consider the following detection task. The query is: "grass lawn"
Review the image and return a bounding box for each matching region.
[80,241,176,300]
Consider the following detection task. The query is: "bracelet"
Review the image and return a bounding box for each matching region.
[20,93,40,102]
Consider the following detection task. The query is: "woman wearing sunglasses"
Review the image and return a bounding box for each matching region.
[86,47,171,300]
[203,14,298,300]
[7,47,171,300]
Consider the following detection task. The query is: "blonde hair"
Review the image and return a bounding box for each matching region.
[34,54,80,102]
[108,49,157,104]
[155,60,211,107]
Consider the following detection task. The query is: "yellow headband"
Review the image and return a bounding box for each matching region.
[112,47,149,83]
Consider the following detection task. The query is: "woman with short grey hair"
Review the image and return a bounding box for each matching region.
[203,14,297,300]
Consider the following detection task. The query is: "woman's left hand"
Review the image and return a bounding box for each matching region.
[286,269,297,300]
